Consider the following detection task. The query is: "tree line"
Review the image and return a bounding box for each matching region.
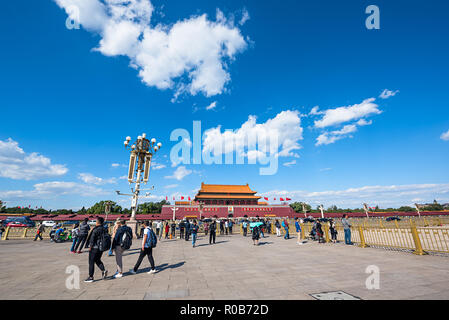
[0,200,170,215]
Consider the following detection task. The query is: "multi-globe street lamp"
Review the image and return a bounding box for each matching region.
[116,133,162,237]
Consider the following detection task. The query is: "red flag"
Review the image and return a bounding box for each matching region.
[280,197,284,201]
[264,197,268,201]
[181,196,184,200]
[166,196,168,201]
[172,196,175,200]
[286,198,291,201]
[273,198,276,201]
[188,196,191,201]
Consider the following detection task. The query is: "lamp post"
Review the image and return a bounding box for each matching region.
[363,203,369,218]
[104,201,112,222]
[116,133,161,237]
[319,204,324,219]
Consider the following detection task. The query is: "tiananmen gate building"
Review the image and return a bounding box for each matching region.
[160,183,296,219]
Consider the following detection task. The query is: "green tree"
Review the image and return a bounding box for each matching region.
[87,201,122,215]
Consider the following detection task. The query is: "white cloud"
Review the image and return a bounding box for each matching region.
[151,163,166,170]
[0,138,68,180]
[78,173,117,185]
[164,184,178,189]
[309,106,322,116]
[0,181,108,201]
[379,89,399,99]
[239,8,250,25]
[164,166,192,181]
[262,183,449,208]
[315,124,359,146]
[206,101,217,110]
[440,129,449,141]
[314,98,381,128]
[283,160,296,167]
[111,163,120,167]
[203,110,303,159]
[319,168,332,172]
[55,0,248,98]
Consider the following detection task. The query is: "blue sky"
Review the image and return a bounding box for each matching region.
[0,0,448,210]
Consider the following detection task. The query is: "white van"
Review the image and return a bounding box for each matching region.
[42,220,56,227]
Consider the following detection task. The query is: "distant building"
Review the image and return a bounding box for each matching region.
[161,182,295,219]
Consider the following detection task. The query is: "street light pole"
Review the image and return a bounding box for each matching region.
[116,133,162,238]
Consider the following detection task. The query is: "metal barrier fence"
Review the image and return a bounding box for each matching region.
[3,219,449,256]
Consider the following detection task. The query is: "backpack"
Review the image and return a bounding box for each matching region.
[98,229,112,252]
[120,227,133,250]
[145,227,157,248]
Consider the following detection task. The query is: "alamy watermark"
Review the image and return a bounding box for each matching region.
[65,265,80,290]
[365,265,380,290]
[170,121,279,175]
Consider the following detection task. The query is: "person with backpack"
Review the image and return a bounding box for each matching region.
[209,220,216,244]
[282,219,290,240]
[84,217,109,283]
[70,224,80,252]
[252,224,260,246]
[191,220,199,247]
[112,220,133,279]
[108,219,120,256]
[74,218,90,253]
[130,220,157,275]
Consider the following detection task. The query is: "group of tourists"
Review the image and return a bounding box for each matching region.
[72,217,158,283]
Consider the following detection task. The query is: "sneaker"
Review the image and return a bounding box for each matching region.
[84,277,94,283]
[102,270,108,279]
[77,251,82,254]
[148,269,156,274]
[113,272,123,279]
[129,269,137,275]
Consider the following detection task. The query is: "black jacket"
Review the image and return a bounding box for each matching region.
[86,225,105,249]
[209,222,216,232]
[79,222,90,236]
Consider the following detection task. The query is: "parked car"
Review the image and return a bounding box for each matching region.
[87,220,97,226]
[42,220,56,227]
[2,216,35,227]
[6,221,29,227]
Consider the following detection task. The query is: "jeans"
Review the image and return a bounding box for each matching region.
[344,228,352,244]
[74,235,87,252]
[88,248,105,278]
[284,228,289,239]
[133,247,155,272]
[70,238,78,252]
[192,233,197,246]
[243,227,247,237]
[34,232,43,241]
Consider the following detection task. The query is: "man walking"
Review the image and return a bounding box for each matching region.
[342,214,352,245]
[282,219,290,240]
[295,218,303,245]
[74,218,90,253]
[209,220,216,244]
[191,220,199,247]
[130,220,157,274]
[242,220,248,237]
[34,223,45,241]
[112,220,133,278]
[84,217,108,283]
[185,219,190,241]
[228,219,233,234]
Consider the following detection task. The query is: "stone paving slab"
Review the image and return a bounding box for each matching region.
[1,234,449,300]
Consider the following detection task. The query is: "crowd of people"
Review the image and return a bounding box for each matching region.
[25,215,353,282]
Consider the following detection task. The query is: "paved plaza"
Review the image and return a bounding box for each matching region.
[1,234,449,300]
